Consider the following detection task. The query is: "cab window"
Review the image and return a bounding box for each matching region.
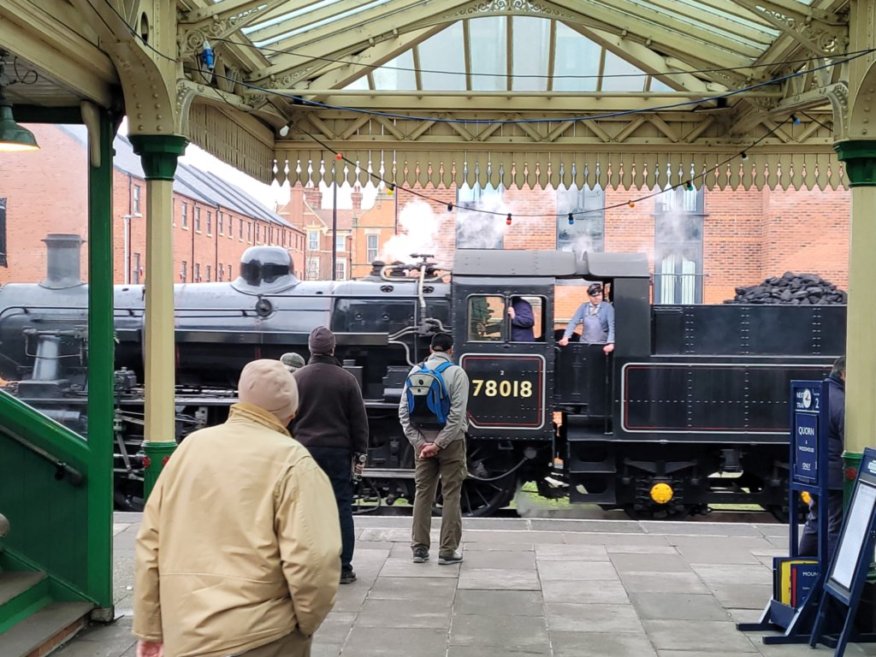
[508,295,546,342]
[468,295,505,341]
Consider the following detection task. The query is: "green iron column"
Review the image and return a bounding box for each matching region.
[130,135,187,499]
[834,140,876,500]
[86,108,115,616]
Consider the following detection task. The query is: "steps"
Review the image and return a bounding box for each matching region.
[0,571,93,657]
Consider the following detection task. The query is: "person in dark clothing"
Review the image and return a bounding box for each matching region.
[508,296,535,341]
[291,326,369,585]
[799,356,845,559]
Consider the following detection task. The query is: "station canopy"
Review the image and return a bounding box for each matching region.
[6,0,852,190]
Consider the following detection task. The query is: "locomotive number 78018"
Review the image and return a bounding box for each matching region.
[471,379,533,398]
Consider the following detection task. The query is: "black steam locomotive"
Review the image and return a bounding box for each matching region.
[0,234,844,518]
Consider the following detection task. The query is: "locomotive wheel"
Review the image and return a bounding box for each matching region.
[433,444,518,517]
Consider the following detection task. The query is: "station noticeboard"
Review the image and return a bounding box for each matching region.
[790,382,821,485]
[810,447,876,657]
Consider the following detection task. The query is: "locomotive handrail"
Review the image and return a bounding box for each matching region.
[0,389,89,483]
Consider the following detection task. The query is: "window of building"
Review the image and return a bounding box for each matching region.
[180,260,188,282]
[194,263,201,282]
[228,263,233,279]
[467,295,505,341]
[132,184,142,215]
[181,202,188,228]
[556,184,605,253]
[217,212,223,235]
[653,186,706,304]
[366,234,379,263]
[335,234,345,252]
[0,198,6,267]
[227,215,233,237]
[206,264,212,282]
[218,264,224,282]
[239,218,244,240]
[133,252,142,284]
[247,222,253,243]
[195,207,202,232]
[456,183,504,249]
[308,229,320,251]
[307,257,320,280]
[206,211,213,235]
[255,223,260,243]
[335,258,347,280]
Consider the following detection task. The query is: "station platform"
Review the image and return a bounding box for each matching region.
[51,513,876,657]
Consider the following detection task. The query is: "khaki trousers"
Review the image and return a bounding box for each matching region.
[411,437,466,555]
[235,630,311,657]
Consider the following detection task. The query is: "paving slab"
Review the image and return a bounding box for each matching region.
[550,630,658,657]
[643,619,759,652]
[357,598,452,629]
[610,552,692,573]
[457,567,541,590]
[459,549,537,570]
[534,543,608,560]
[619,571,711,594]
[537,559,619,580]
[630,592,731,621]
[541,578,630,604]
[545,602,644,633]
[449,613,548,650]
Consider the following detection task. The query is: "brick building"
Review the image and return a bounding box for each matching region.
[277,185,360,281]
[0,125,305,285]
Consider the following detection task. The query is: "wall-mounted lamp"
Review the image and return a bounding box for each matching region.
[0,55,39,152]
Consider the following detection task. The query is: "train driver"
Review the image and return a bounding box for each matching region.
[558,282,615,354]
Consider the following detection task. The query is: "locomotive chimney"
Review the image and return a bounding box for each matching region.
[41,233,84,289]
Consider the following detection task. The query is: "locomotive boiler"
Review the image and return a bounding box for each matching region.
[0,234,845,518]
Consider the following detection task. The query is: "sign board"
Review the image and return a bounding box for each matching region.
[791,382,821,484]
[810,447,876,657]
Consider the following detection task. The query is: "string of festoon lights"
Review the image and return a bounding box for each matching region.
[295,117,793,225]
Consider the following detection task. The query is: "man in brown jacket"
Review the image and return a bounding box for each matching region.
[133,359,341,657]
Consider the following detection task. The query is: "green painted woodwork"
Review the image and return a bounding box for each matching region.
[86,109,115,611]
[834,140,876,187]
[129,134,188,181]
[0,432,91,598]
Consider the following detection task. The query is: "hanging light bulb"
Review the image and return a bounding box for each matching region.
[686,181,695,191]
[447,203,454,212]
[628,200,635,208]
[386,184,394,195]
[740,151,748,161]
[568,213,574,225]
[335,152,343,160]
[506,213,512,226]
[791,114,801,125]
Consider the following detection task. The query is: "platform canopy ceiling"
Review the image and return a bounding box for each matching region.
[2,0,855,190]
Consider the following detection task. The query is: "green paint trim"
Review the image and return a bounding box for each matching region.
[144,441,178,499]
[86,110,116,610]
[130,134,188,180]
[11,106,83,124]
[842,450,863,511]
[0,576,50,634]
[834,140,876,187]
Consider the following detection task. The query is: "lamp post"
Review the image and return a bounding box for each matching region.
[122,212,142,284]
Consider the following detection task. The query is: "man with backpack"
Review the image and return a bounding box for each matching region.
[399,332,470,565]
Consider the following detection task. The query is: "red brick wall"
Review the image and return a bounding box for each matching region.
[0,125,89,284]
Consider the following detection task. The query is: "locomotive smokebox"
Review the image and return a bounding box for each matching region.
[41,233,84,289]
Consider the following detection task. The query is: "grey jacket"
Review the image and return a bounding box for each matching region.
[398,351,470,451]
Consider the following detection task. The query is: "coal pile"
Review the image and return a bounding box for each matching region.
[726,272,847,305]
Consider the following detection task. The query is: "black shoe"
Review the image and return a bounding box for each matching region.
[412,547,429,563]
[340,569,357,584]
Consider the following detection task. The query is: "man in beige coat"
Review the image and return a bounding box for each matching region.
[133,359,341,657]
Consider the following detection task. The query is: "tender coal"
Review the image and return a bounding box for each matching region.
[725,271,847,305]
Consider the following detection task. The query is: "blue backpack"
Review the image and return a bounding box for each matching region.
[405,361,453,429]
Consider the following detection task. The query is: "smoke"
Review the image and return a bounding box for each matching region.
[455,193,511,250]
[380,199,447,265]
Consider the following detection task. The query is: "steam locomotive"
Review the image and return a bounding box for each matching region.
[0,234,845,518]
